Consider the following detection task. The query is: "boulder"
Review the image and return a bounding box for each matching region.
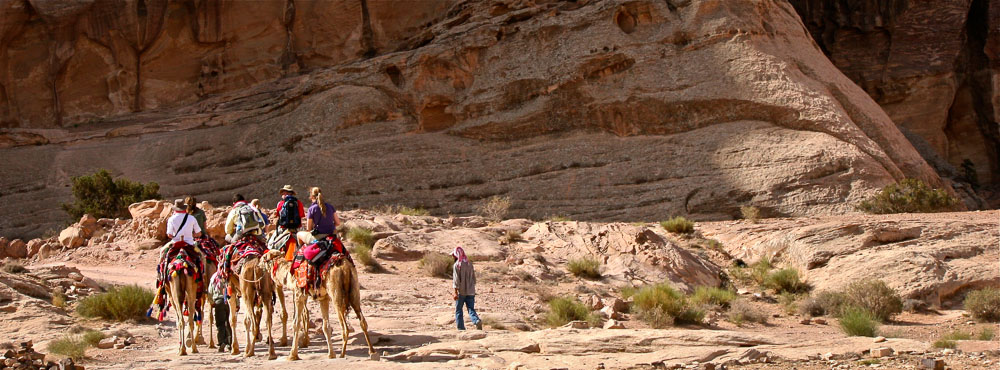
[25,239,43,258]
[78,214,98,236]
[128,200,169,219]
[6,239,27,259]
[603,319,625,329]
[96,338,115,349]
[58,227,86,248]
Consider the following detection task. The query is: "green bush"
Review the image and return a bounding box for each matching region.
[933,339,956,349]
[419,252,454,278]
[750,257,773,285]
[346,227,375,249]
[727,299,768,326]
[81,330,105,347]
[690,286,737,309]
[631,283,703,327]
[799,291,847,317]
[47,337,88,361]
[778,292,801,315]
[964,287,1000,322]
[76,285,154,321]
[62,169,161,220]
[567,257,601,280]
[843,279,902,322]
[545,296,597,327]
[349,243,383,273]
[978,327,995,341]
[763,268,810,294]
[857,178,957,214]
[660,217,695,234]
[398,206,430,216]
[740,206,760,223]
[838,307,880,337]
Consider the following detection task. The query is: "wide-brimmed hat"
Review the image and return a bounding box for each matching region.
[279,185,295,194]
[173,199,188,211]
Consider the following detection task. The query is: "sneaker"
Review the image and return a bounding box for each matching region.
[217,345,227,353]
[475,321,483,330]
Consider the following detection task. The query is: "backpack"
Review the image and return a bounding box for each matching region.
[235,204,263,235]
[278,197,302,229]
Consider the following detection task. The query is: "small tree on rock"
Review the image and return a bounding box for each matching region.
[62,169,161,220]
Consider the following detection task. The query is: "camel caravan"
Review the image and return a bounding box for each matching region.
[147,186,376,360]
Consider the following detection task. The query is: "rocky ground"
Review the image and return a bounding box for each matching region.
[0,204,997,369]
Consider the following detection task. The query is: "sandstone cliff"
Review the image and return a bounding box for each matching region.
[791,0,1000,188]
[0,0,951,238]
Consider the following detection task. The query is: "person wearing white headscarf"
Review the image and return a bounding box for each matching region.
[451,246,481,330]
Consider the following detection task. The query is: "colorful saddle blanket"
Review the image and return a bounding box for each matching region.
[292,236,349,290]
[147,242,206,322]
[219,235,266,281]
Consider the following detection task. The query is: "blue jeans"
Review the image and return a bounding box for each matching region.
[455,295,480,330]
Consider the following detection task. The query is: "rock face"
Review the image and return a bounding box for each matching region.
[700,210,1000,306]
[0,0,954,238]
[790,0,1000,186]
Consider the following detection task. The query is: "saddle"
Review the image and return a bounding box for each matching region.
[220,235,266,281]
[293,236,348,290]
[148,241,206,322]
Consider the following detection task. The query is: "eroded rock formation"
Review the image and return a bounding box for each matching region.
[791,0,1000,187]
[0,0,955,238]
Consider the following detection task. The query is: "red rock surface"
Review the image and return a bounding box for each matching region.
[791,0,1000,186]
[0,0,961,238]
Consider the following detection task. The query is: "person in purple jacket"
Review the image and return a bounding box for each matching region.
[297,186,341,246]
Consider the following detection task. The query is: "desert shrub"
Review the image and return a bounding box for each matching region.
[838,307,880,337]
[62,169,161,220]
[763,268,810,294]
[934,330,972,348]
[978,327,995,341]
[778,292,801,315]
[478,196,511,222]
[702,239,723,250]
[690,286,737,309]
[567,257,601,280]
[346,227,375,249]
[857,178,957,214]
[632,283,703,327]
[545,296,598,327]
[660,217,694,234]
[844,279,902,322]
[349,243,383,273]
[740,206,760,223]
[750,257,773,285]
[964,287,1000,322]
[52,291,67,308]
[727,299,768,326]
[419,252,454,278]
[1,262,27,274]
[47,337,88,361]
[482,317,506,330]
[799,291,848,317]
[858,359,881,366]
[76,285,154,321]
[397,206,430,216]
[933,339,956,349]
[81,330,105,347]
[620,285,638,299]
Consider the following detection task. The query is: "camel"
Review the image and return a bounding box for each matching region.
[263,250,375,360]
[261,246,309,348]
[226,251,277,359]
[165,253,200,356]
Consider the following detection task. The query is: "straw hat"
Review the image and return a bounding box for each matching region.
[279,184,295,194]
[172,199,188,211]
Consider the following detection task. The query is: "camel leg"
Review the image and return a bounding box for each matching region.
[229,290,240,355]
[264,286,277,360]
[336,299,349,358]
[171,276,187,356]
[287,293,307,361]
[188,282,199,354]
[243,284,257,357]
[207,298,215,349]
[351,297,375,355]
[276,285,288,346]
[319,298,335,359]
